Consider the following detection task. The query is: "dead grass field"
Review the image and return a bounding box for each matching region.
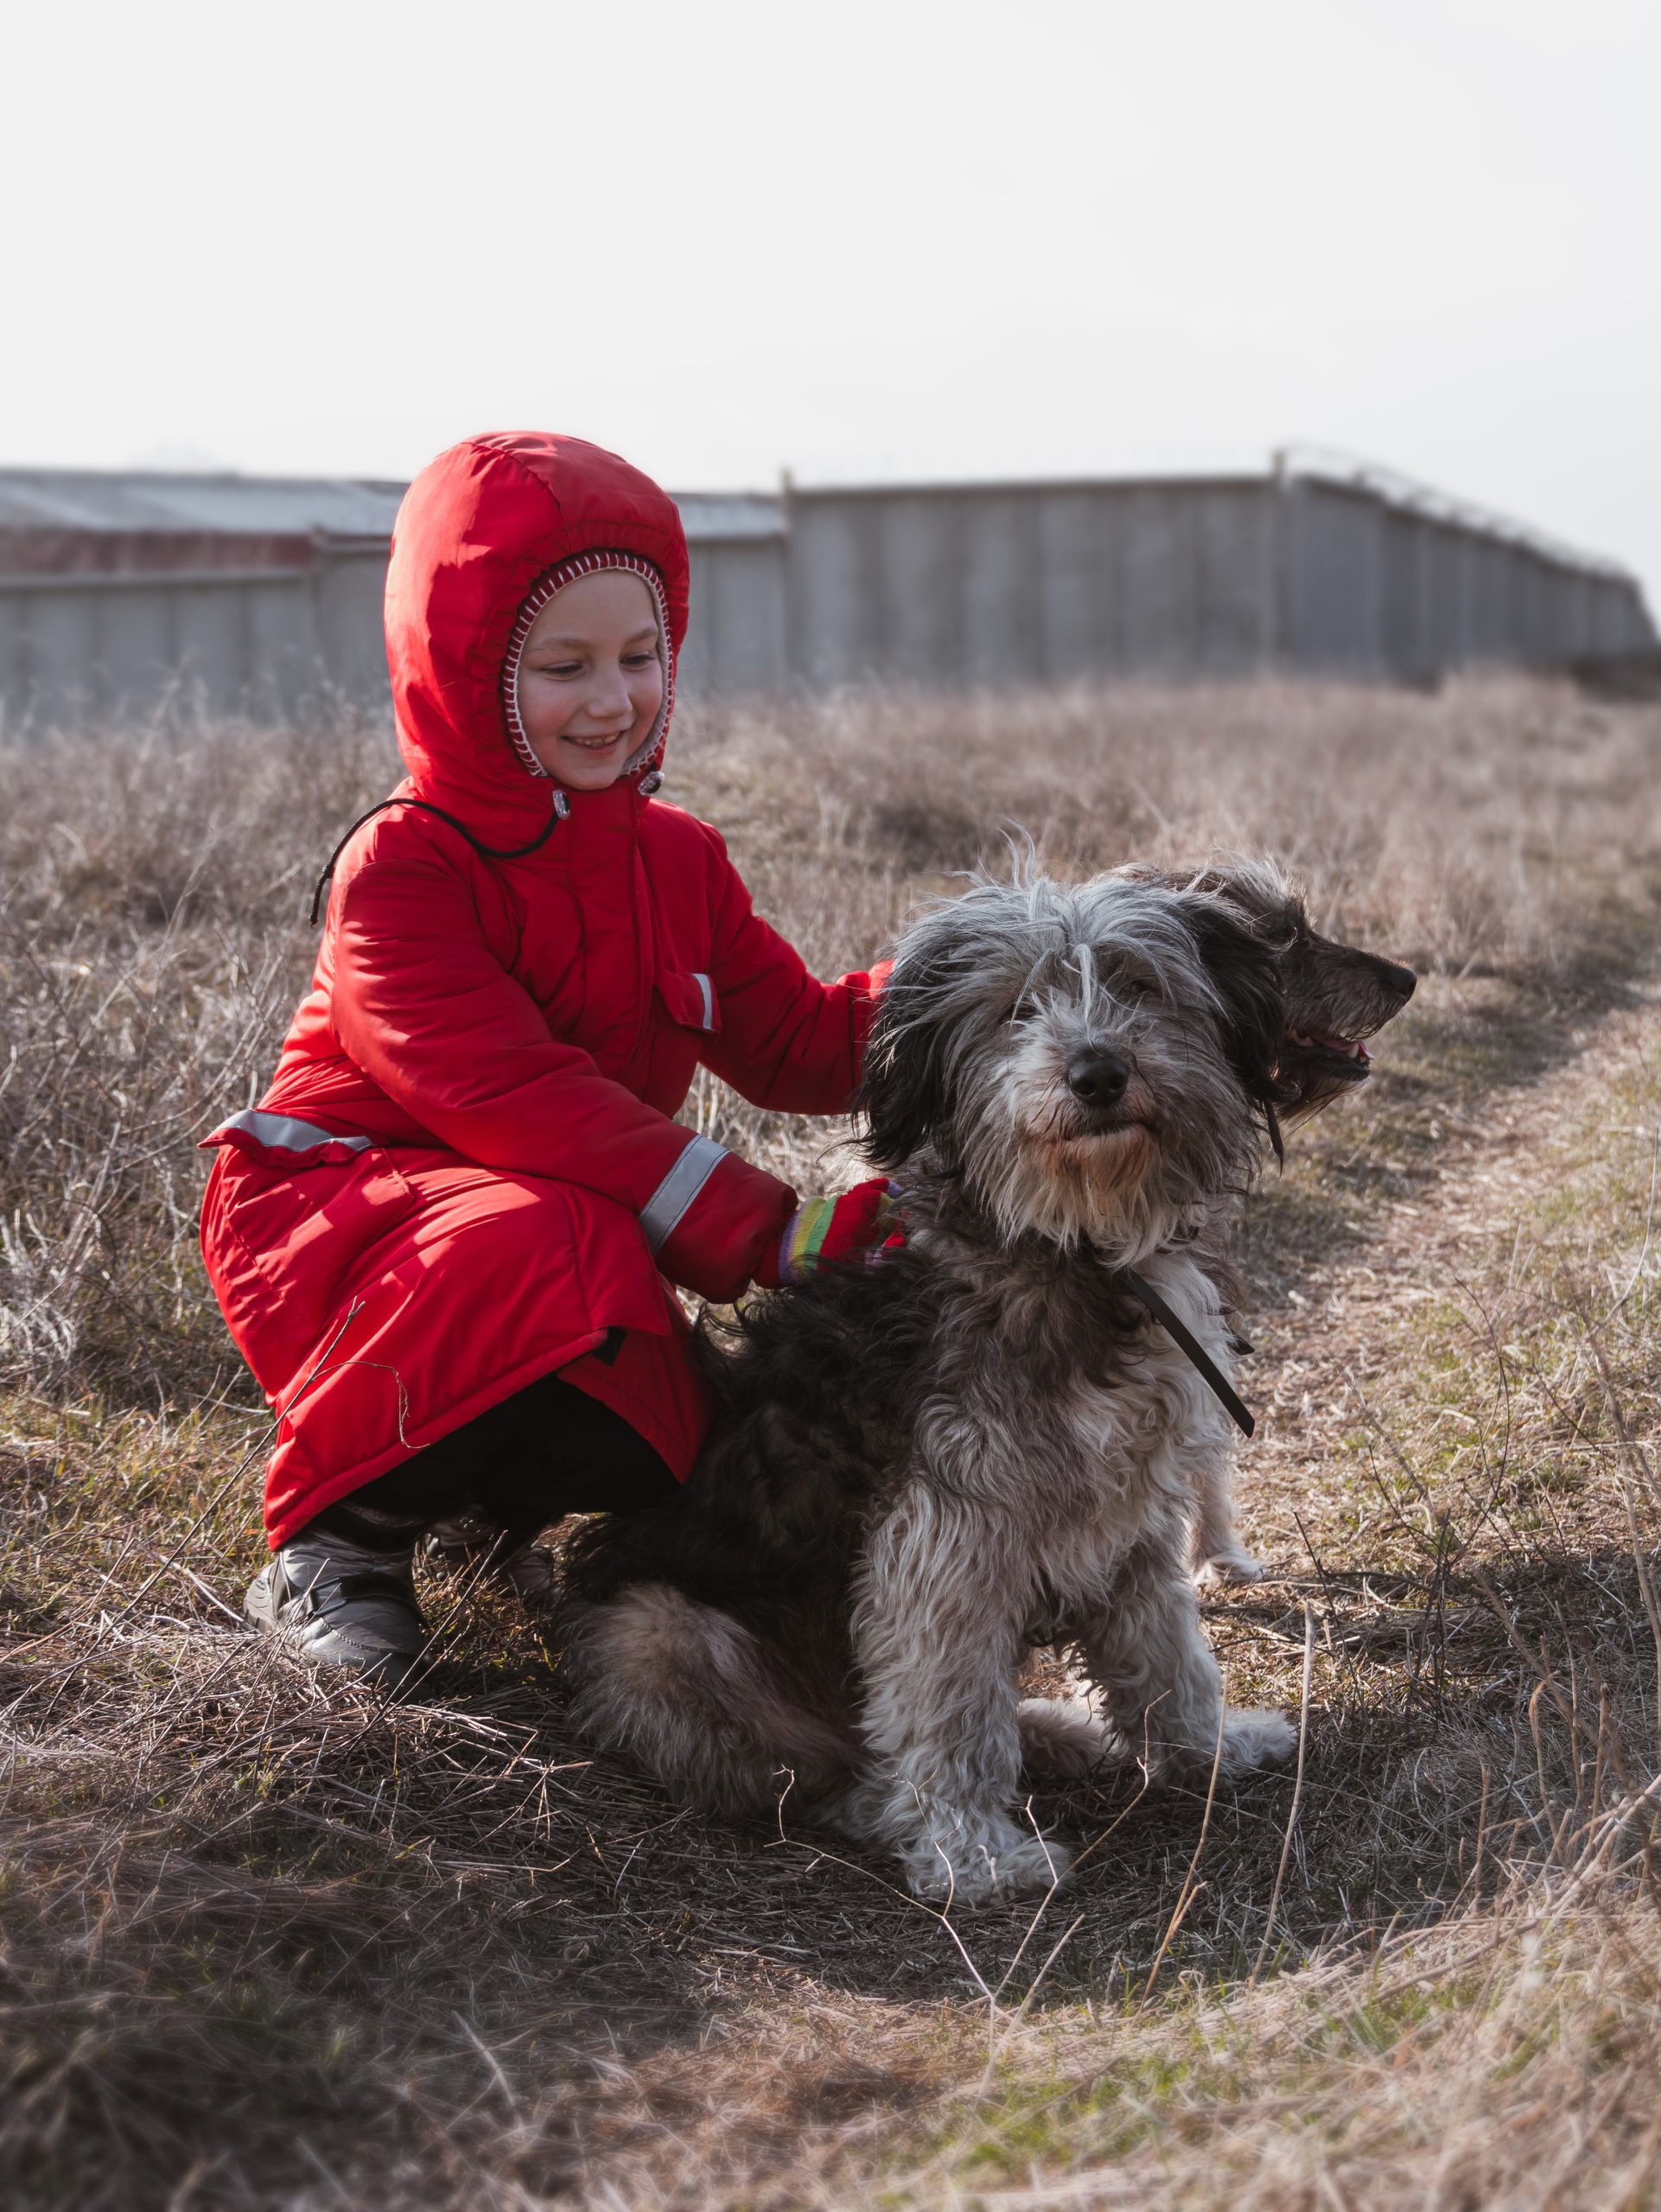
[4,676,1661,2209]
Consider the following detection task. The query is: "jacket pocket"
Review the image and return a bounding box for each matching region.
[201,1142,417,1391]
[656,969,722,1037]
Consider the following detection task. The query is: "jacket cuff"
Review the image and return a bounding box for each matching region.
[848,959,894,1077]
[646,1141,797,1302]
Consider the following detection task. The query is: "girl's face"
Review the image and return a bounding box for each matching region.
[515,570,665,789]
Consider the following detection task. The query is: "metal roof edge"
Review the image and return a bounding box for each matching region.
[1279,444,1642,586]
[0,463,409,493]
[775,469,1270,502]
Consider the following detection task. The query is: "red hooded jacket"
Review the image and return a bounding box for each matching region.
[200,433,884,1547]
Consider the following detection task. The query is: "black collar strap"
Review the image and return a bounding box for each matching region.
[1263,1097,1285,1167]
[1121,1270,1256,1438]
[308,794,567,925]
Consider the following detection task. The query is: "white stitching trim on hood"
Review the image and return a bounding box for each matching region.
[500,550,675,792]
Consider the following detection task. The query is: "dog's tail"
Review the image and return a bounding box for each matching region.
[563,1583,856,1816]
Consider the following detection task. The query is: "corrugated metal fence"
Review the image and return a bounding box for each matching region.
[0,538,391,726]
[770,461,1655,691]
[0,455,1651,728]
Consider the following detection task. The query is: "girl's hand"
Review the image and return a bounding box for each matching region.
[755,1179,906,1289]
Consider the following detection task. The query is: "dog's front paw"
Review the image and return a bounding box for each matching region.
[901,1816,1072,1905]
[1194,1547,1268,1592]
[1218,1706,1298,1777]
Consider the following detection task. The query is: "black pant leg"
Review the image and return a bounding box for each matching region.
[313,1370,677,1550]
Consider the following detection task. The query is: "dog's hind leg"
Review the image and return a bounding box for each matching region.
[845,1486,1072,1904]
[1190,1452,1267,1590]
[563,1584,852,1816]
[1081,1536,1295,1783]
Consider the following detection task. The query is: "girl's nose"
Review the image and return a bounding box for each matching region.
[582,665,633,721]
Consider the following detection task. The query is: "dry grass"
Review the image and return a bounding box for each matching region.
[3,675,1661,2209]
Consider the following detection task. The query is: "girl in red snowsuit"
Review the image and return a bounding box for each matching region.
[200,433,891,1684]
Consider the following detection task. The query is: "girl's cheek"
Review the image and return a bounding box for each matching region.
[634,673,665,721]
[524,681,568,738]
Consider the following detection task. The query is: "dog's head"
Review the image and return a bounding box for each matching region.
[1117,859,1416,1121]
[861,873,1290,1262]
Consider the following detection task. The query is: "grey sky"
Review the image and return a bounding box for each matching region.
[8,0,1658,602]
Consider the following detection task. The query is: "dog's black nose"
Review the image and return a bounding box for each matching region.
[1066,1046,1130,1109]
[1380,958,1416,1003]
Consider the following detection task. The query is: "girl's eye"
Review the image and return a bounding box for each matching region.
[624,652,658,669]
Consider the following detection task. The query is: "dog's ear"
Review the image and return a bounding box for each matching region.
[1181,896,1288,1112]
[858,943,959,1169]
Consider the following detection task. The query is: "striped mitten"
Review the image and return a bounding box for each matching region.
[760,1179,906,1288]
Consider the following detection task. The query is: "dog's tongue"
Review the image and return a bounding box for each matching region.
[1289,1028,1370,1062]
[1314,1029,1369,1062]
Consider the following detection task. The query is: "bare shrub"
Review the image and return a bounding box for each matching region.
[0,716,397,1399]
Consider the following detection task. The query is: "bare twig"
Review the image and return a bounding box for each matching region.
[1251,1601,1317,1986]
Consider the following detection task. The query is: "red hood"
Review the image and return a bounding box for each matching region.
[384,433,690,844]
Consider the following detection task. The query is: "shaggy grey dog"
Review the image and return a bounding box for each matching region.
[562,864,1414,1904]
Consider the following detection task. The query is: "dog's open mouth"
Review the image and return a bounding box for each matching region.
[1282,1027,1371,1076]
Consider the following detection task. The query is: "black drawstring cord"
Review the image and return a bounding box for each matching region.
[307,793,569,925]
